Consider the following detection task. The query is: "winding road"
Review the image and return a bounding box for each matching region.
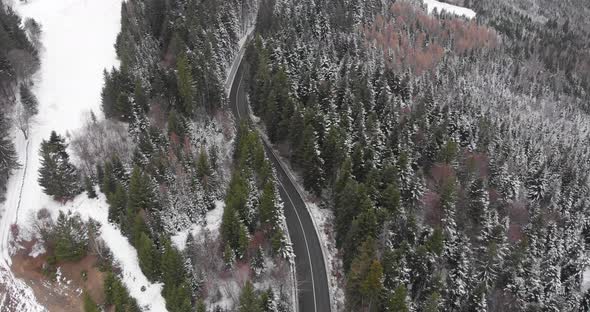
[228,46,332,312]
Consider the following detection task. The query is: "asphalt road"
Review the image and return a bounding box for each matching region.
[229,59,331,312]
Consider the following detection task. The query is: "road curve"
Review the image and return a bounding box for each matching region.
[229,53,332,312]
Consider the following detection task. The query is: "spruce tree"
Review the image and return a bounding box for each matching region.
[258,182,275,228]
[300,124,324,195]
[0,115,19,192]
[239,281,262,312]
[19,83,38,115]
[176,53,194,116]
[137,232,156,281]
[83,292,100,312]
[84,176,97,199]
[38,131,80,201]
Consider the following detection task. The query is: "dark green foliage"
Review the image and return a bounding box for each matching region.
[53,212,88,262]
[84,175,97,199]
[104,271,140,312]
[137,232,157,281]
[176,53,194,116]
[196,147,211,180]
[0,114,19,196]
[238,281,263,312]
[107,183,127,223]
[258,182,275,227]
[388,285,410,312]
[83,292,99,312]
[19,83,38,115]
[300,124,324,195]
[101,68,133,120]
[38,131,80,201]
[160,239,192,312]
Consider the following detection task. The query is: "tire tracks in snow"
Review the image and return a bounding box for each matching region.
[14,139,30,224]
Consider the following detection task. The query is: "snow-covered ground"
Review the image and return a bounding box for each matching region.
[171,200,225,251]
[0,0,167,310]
[423,0,476,19]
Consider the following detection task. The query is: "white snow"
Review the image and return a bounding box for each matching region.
[0,0,168,310]
[583,268,590,291]
[172,200,225,251]
[49,194,168,311]
[423,0,476,19]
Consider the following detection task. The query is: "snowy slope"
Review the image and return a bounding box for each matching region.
[423,0,476,19]
[0,0,167,310]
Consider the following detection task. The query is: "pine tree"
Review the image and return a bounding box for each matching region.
[107,183,127,223]
[300,123,324,195]
[38,131,80,201]
[362,259,384,311]
[239,281,262,312]
[19,83,38,115]
[196,146,211,180]
[0,114,19,192]
[84,176,97,199]
[53,211,88,261]
[83,292,100,312]
[258,182,275,228]
[137,232,157,281]
[177,53,194,116]
[389,285,410,312]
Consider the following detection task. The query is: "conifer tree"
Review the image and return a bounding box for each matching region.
[84,176,97,199]
[137,232,157,281]
[107,183,127,223]
[239,281,262,312]
[19,83,38,115]
[177,53,194,116]
[83,292,99,312]
[300,124,324,195]
[38,131,80,201]
[0,115,19,192]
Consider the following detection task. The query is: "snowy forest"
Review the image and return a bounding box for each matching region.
[243,0,590,311]
[1,0,590,311]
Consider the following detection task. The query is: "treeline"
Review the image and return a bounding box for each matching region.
[0,2,39,199]
[246,0,590,311]
[474,0,590,104]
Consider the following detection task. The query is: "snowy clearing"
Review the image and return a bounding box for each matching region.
[423,0,476,19]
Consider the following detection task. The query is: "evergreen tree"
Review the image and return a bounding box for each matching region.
[389,285,410,312]
[53,211,88,261]
[177,53,194,116]
[258,182,275,228]
[0,115,19,193]
[38,131,80,200]
[300,124,324,195]
[83,292,100,312]
[19,83,38,115]
[239,281,262,312]
[196,146,211,180]
[84,175,97,199]
[107,183,127,223]
[137,232,157,281]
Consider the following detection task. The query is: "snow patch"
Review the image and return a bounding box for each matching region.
[172,200,225,251]
[423,0,476,19]
[47,194,169,311]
